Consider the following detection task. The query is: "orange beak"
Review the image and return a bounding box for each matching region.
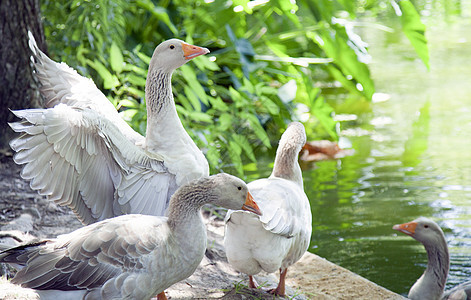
[242,192,262,216]
[393,221,418,236]
[182,42,210,60]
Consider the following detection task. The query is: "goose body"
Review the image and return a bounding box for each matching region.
[393,217,471,300]
[9,33,210,224]
[0,174,261,300]
[224,122,312,296]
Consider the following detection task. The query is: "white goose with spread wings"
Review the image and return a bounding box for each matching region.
[0,174,262,300]
[9,33,210,224]
[224,122,312,296]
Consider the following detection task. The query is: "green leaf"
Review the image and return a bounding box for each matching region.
[118,99,139,109]
[326,65,363,98]
[120,86,145,98]
[309,29,375,100]
[183,85,202,111]
[119,108,138,122]
[260,96,280,115]
[336,0,356,16]
[309,94,338,139]
[135,51,151,65]
[219,113,234,131]
[125,74,146,87]
[135,0,177,34]
[232,133,256,162]
[242,77,255,95]
[208,96,229,112]
[180,64,209,106]
[176,93,192,111]
[206,145,221,170]
[228,139,244,176]
[397,0,430,69]
[189,111,213,123]
[303,75,338,139]
[86,59,119,90]
[110,42,124,74]
[243,113,271,147]
[192,56,220,72]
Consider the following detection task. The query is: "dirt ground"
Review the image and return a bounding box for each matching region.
[0,152,404,299]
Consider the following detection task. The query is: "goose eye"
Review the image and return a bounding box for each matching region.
[237,186,242,191]
[169,44,175,49]
[424,225,429,228]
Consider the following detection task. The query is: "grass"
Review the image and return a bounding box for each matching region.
[220,279,305,299]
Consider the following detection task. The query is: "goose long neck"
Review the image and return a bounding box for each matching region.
[145,68,182,152]
[410,236,449,299]
[145,68,173,116]
[271,141,303,187]
[423,238,449,292]
[166,181,216,231]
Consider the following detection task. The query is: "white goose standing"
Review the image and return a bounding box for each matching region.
[224,122,312,296]
[9,33,210,224]
[393,217,471,300]
[0,174,262,300]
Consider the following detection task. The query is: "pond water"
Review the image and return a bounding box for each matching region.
[245,2,471,296]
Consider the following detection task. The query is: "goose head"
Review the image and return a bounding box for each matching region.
[393,217,446,248]
[208,173,261,215]
[169,174,262,219]
[149,39,209,73]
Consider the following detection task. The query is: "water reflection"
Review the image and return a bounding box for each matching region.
[244,4,471,296]
[302,4,471,295]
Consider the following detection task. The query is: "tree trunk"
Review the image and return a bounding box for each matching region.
[0,0,45,151]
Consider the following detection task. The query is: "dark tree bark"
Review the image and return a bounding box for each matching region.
[0,0,46,151]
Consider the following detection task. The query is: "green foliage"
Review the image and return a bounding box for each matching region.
[396,0,430,69]
[40,0,428,176]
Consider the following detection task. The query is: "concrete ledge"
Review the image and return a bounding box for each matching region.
[287,253,405,299]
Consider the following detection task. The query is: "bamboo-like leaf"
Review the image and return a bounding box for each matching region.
[219,113,234,131]
[310,29,375,100]
[180,65,209,106]
[208,96,229,112]
[136,0,177,34]
[311,96,338,139]
[260,96,280,115]
[110,42,124,74]
[232,133,256,162]
[189,111,213,123]
[397,0,430,69]
[228,139,244,176]
[118,99,139,109]
[243,113,271,147]
[183,85,202,111]
[205,145,221,170]
[120,86,144,98]
[86,59,119,89]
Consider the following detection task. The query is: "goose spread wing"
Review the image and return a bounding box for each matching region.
[0,215,169,294]
[28,31,143,146]
[248,178,310,238]
[9,105,177,224]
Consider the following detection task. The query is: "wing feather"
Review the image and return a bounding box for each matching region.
[0,215,167,291]
[28,31,143,146]
[248,178,309,238]
[9,105,178,224]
